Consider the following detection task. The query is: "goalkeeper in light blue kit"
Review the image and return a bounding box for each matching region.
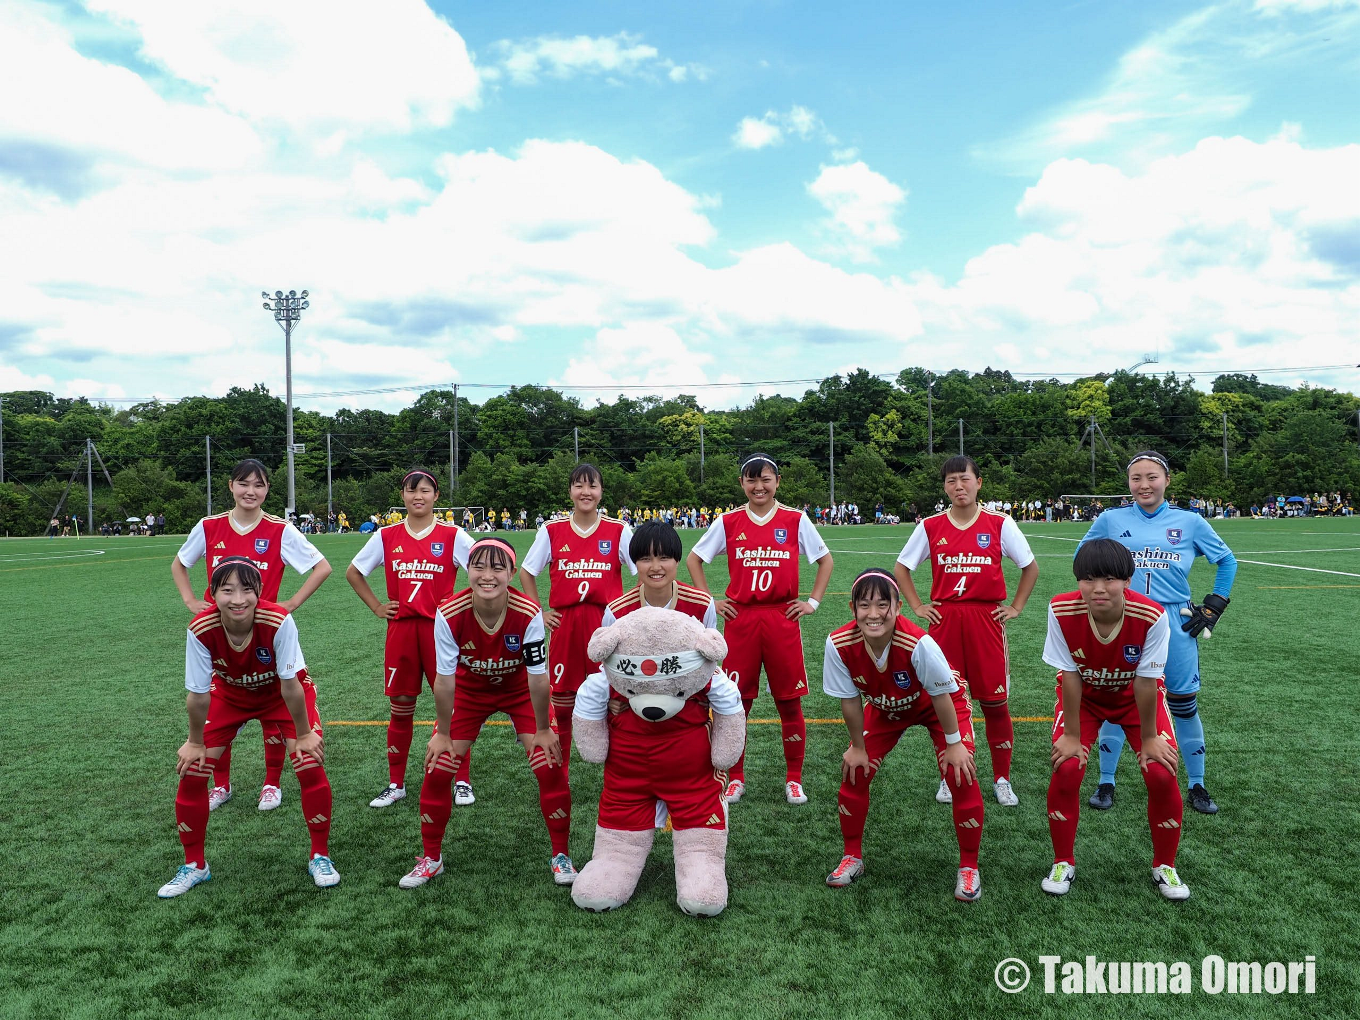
[1076,451,1237,815]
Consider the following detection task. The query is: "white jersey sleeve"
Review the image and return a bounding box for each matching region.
[524,612,547,675]
[272,614,304,680]
[701,599,718,630]
[573,670,611,720]
[281,522,325,573]
[821,636,859,699]
[690,515,728,564]
[797,513,830,563]
[707,668,743,714]
[434,611,459,676]
[618,523,638,575]
[896,521,929,570]
[521,526,551,576]
[999,515,1036,569]
[910,635,959,696]
[453,527,475,570]
[599,605,618,628]
[1042,604,1080,673]
[185,630,213,694]
[176,521,208,568]
[350,531,385,576]
[1137,612,1170,679]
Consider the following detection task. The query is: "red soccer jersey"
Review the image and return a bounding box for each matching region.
[435,589,544,690]
[200,512,290,602]
[605,581,712,625]
[828,616,957,715]
[541,517,629,609]
[1048,589,1167,701]
[189,600,292,697]
[920,508,1010,604]
[720,504,807,604]
[375,521,467,620]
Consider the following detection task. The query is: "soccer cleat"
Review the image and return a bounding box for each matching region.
[936,778,952,804]
[309,855,340,888]
[723,779,745,804]
[158,862,211,898]
[399,856,444,889]
[993,778,1018,806]
[785,780,808,805]
[1152,864,1190,901]
[550,853,578,886]
[454,781,476,807]
[1187,784,1219,815]
[826,855,864,887]
[207,785,232,812]
[258,785,282,811]
[1088,782,1115,811]
[954,866,982,902]
[369,783,407,809]
[1041,862,1075,896]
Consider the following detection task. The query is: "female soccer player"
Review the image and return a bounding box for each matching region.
[686,452,834,806]
[823,568,984,901]
[158,557,338,897]
[1040,539,1188,900]
[518,463,635,769]
[347,469,475,809]
[894,455,1037,807]
[1078,451,1237,815]
[602,521,717,629]
[171,458,331,813]
[399,537,574,889]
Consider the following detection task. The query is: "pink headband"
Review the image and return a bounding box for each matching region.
[471,537,517,570]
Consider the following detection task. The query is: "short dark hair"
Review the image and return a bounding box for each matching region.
[210,555,263,596]
[630,521,682,562]
[940,455,981,482]
[740,452,780,479]
[230,459,270,486]
[569,462,602,487]
[402,468,440,493]
[1072,539,1135,581]
[850,567,899,604]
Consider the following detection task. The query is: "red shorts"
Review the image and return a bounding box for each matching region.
[721,604,808,701]
[930,601,1010,701]
[384,616,437,698]
[1049,678,1177,758]
[549,603,605,695]
[204,673,322,750]
[862,687,975,771]
[597,720,727,831]
[443,680,538,741]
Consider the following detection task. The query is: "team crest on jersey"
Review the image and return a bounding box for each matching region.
[976,534,991,549]
[430,542,445,558]
[1166,528,1183,546]
[892,670,913,690]
[1123,644,1142,664]
[254,538,270,554]
[773,528,788,545]
[503,634,522,652]
[255,647,273,664]
[598,540,612,556]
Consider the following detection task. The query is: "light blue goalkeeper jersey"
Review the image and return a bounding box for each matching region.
[1077,502,1237,607]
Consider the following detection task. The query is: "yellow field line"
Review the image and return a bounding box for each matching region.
[327,715,1055,727]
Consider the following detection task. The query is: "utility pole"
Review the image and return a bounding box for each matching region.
[326,432,333,522]
[448,429,455,497]
[958,418,964,456]
[261,289,309,516]
[927,372,934,455]
[699,420,705,482]
[206,435,212,515]
[86,438,93,533]
[452,384,460,496]
[574,426,579,462]
[0,396,5,484]
[829,422,835,506]
[1222,411,1229,478]
[1090,413,1097,490]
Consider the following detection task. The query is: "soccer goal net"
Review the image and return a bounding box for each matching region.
[1057,495,1130,522]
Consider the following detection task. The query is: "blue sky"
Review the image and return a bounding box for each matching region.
[1,0,1357,411]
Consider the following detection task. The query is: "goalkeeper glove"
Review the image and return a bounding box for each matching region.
[1180,593,1229,639]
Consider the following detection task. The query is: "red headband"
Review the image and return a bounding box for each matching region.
[470,537,517,570]
[402,469,439,490]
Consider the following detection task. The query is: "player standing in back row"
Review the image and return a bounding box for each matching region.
[519,463,636,771]
[687,453,834,806]
[894,456,1037,807]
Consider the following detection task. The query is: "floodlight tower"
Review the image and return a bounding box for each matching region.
[262,289,309,516]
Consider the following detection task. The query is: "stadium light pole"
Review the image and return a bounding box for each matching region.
[262,289,309,516]
[927,371,934,456]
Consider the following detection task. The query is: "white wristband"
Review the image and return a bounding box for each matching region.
[944,730,962,745]
[806,597,819,612]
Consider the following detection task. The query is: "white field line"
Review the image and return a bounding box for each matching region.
[1024,533,1360,577]
[0,549,106,564]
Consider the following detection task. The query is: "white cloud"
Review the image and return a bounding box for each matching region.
[732,105,829,150]
[733,116,784,149]
[495,31,701,86]
[807,162,907,262]
[557,323,714,391]
[1256,0,1360,12]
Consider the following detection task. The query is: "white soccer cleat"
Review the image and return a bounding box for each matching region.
[1152,864,1190,901]
[369,783,406,808]
[785,780,808,805]
[454,781,475,807]
[207,785,232,812]
[954,866,982,903]
[826,855,864,888]
[936,778,952,804]
[158,862,211,898]
[399,856,444,889]
[1042,862,1075,896]
[550,853,578,886]
[993,778,1018,807]
[723,780,745,804]
[258,785,282,811]
[309,855,340,888]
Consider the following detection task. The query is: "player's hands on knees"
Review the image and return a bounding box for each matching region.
[183,598,210,615]
[785,600,815,620]
[425,733,455,770]
[715,599,738,620]
[531,729,564,766]
[941,742,976,786]
[1137,735,1178,774]
[915,602,942,626]
[176,741,207,777]
[1051,733,1085,770]
[842,746,871,785]
[991,603,1020,625]
[542,608,562,631]
[294,730,324,763]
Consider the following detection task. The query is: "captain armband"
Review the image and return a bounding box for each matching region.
[522,640,547,668]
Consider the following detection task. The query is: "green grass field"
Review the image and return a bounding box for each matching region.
[2,519,1357,1019]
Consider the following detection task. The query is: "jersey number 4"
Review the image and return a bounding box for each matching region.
[951,575,968,597]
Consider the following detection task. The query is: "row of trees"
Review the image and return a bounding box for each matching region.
[2,368,1357,535]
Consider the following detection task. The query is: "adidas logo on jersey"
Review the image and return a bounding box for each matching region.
[956,818,980,829]
[995,740,1013,749]
[734,532,747,541]
[558,544,571,553]
[706,813,723,825]
[795,679,807,690]
[784,733,802,742]
[393,545,403,553]
[1119,531,1132,538]
[548,808,568,820]
[1072,648,1085,659]
[937,537,948,546]
[462,640,476,650]
[307,814,329,825]
[213,657,227,667]
[1157,818,1181,829]
[214,541,226,549]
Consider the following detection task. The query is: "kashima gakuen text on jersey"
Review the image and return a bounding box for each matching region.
[558,557,612,579]
[734,545,794,568]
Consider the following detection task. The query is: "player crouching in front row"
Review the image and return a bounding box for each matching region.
[823,568,984,902]
[1041,539,1188,901]
[399,537,576,889]
[159,556,338,898]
